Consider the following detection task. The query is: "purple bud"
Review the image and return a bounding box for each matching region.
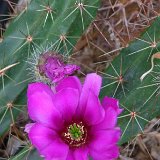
[37,52,80,83]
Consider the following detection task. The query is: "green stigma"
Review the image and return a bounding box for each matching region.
[68,123,84,140]
[63,122,87,147]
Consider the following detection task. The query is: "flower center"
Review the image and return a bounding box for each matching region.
[62,122,87,147]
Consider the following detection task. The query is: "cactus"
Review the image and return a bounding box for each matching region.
[9,146,43,160]
[1,0,160,159]
[100,16,160,144]
[0,0,99,159]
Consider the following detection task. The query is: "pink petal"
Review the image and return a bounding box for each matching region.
[92,107,119,130]
[92,97,122,130]
[83,92,105,125]
[73,147,89,160]
[41,141,69,160]
[27,82,63,130]
[66,150,74,160]
[29,123,57,150]
[64,64,80,75]
[89,145,119,160]
[24,123,35,133]
[90,128,121,147]
[77,73,102,116]
[56,76,82,93]
[102,97,122,115]
[52,88,79,123]
[28,82,54,97]
[29,123,69,160]
[66,147,89,160]
[89,129,121,159]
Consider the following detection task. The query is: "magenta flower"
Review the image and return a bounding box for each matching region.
[38,52,79,83]
[26,73,122,160]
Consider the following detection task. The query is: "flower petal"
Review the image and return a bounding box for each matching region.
[89,128,121,148]
[24,123,35,133]
[28,82,54,97]
[73,147,89,160]
[77,73,102,116]
[64,64,80,75]
[89,129,121,160]
[80,73,102,101]
[56,76,82,93]
[83,92,105,125]
[29,123,57,150]
[92,97,122,130]
[41,141,69,160]
[89,145,119,160]
[27,82,63,130]
[66,150,74,160]
[52,88,79,123]
[102,97,122,115]
[29,123,69,160]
